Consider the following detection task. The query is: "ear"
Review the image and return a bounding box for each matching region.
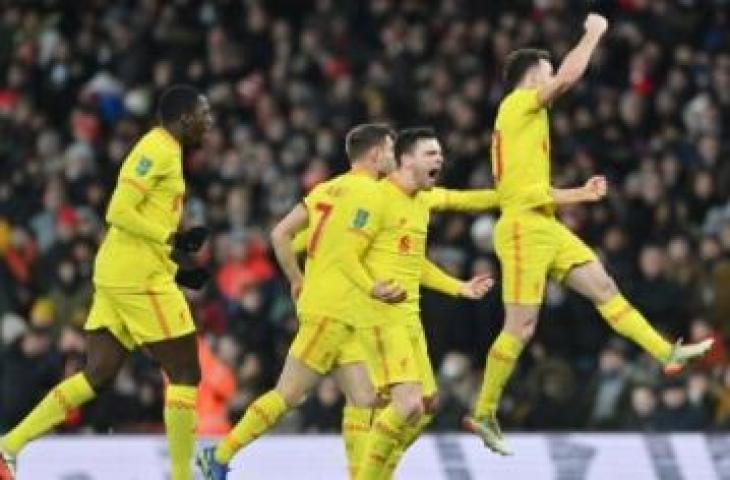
[179,111,193,127]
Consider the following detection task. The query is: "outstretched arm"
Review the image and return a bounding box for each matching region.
[551,175,607,205]
[427,188,500,213]
[538,14,608,107]
[421,259,494,299]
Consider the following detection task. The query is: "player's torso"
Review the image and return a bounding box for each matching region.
[366,180,430,321]
[297,173,381,325]
[122,130,186,231]
[95,129,184,289]
[492,89,552,212]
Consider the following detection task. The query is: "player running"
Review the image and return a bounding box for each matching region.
[196,124,410,480]
[463,13,714,456]
[290,221,493,480]
[0,85,213,480]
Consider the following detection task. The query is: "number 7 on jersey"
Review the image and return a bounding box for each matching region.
[307,202,333,257]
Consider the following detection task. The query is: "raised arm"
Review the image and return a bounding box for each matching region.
[538,14,608,107]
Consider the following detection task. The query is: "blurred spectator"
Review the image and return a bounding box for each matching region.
[653,376,709,431]
[0,323,60,429]
[432,352,477,431]
[621,385,659,431]
[197,336,237,435]
[586,339,632,429]
[689,318,728,374]
[300,377,344,433]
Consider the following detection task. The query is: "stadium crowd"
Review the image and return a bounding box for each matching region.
[2,0,730,437]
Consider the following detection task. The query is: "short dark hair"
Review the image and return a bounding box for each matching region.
[503,48,551,91]
[157,84,202,125]
[345,123,394,163]
[395,127,437,164]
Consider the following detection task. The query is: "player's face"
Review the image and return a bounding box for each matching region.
[376,135,397,176]
[183,96,214,145]
[409,138,443,191]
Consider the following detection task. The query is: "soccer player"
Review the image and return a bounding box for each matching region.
[0,85,213,480]
[290,217,496,480]
[195,124,409,480]
[463,13,714,456]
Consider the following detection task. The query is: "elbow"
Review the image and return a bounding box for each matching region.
[270,224,291,249]
[556,68,582,89]
[270,224,285,244]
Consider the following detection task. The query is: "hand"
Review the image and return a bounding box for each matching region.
[174,267,210,290]
[371,279,407,304]
[172,226,209,253]
[459,274,494,299]
[582,175,607,202]
[584,13,608,36]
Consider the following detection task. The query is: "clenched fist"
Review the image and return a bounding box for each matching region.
[582,175,607,202]
[584,13,608,36]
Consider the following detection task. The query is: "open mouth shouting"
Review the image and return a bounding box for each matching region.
[428,167,441,180]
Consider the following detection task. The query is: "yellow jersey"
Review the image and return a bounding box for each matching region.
[296,170,383,326]
[94,127,185,290]
[364,179,499,325]
[492,88,553,213]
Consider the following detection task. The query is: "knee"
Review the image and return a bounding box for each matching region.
[349,387,379,409]
[505,315,538,343]
[594,276,619,303]
[275,382,306,408]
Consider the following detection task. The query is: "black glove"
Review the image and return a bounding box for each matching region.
[175,267,210,290]
[172,226,209,253]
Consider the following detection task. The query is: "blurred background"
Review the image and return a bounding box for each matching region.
[1,0,730,442]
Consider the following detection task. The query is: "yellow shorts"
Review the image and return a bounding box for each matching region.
[337,334,368,366]
[289,315,357,374]
[495,211,596,305]
[85,286,195,350]
[358,322,437,397]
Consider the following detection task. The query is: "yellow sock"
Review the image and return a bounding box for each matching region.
[164,384,198,480]
[597,294,672,362]
[1,373,95,455]
[383,413,432,478]
[474,331,524,419]
[215,390,287,465]
[356,404,408,480]
[342,405,374,479]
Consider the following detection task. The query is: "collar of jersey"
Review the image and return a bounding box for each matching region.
[386,175,416,198]
[154,126,182,152]
[349,166,378,180]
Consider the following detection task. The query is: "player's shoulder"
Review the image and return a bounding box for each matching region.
[498,88,540,114]
[338,172,383,199]
[308,174,349,198]
[136,127,180,160]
